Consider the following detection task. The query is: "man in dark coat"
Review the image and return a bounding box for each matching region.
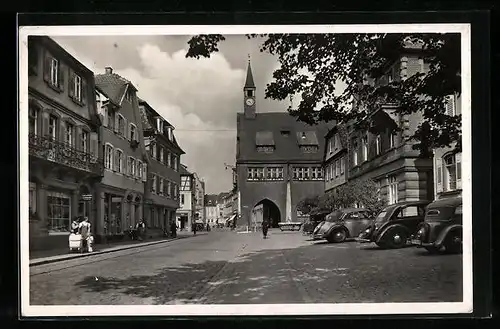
[170,220,177,238]
[262,218,269,239]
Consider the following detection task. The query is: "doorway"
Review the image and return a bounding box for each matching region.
[253,199,281,228]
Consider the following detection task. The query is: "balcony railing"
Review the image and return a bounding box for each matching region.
[28,133,104,176]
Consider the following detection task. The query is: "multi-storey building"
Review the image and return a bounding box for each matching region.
[178,164,195,231]
[324,125,349,194]
[204,194,218,225]
[236,60,332,227]
[94,67,148,241]
[28,36,104,251]
[346,42,434,205]
[193,173,206,224]
[139,99,184,236]
[434,94,462,200]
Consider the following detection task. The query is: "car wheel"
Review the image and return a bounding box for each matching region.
[327,229,347,243]
[444,231,462,254]
[386,229,408,249]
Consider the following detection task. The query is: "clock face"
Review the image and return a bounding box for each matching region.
[246,98,255,106]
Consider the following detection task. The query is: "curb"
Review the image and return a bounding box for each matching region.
[29,235,193,267]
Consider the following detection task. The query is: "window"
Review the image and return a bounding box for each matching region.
[362,136,368,161]
[443,153,461,191]
[74,75,82,102]
[375,134,381,155]
[129,123,137,141]
[105,144,114,169]
[173,155,178,171]
[167,181,172,197]
[388,175,398,205]
[390,132,397,149]
[352,140,358,166]
[107,109,114,130]
[159,147,164,163]
[280,130,290,137]
[340,156,345,174]
[81,130,88,152]
[116,150,123,173]
[152,175,157,193]
[330,164,334,180]
[118,115,125,136]
[257,168,264,179]
[167,152,171,166]
[301,145,318,153]
[311,167,322,180]
[47,191,71,233]
[50,58,59,86]
[159,178,164,196]
[156,118,163,134]
[325,165,330,181]
[257,146,275,153]
[151,143,157,158]
[29,107,38,135]
[65,123,74,146]
[137,161,143,179]
[277,167,284,179]
[49,115,57,140]
[167,127,173,141]
[130,158,136,177]
[246,90,254,97]
[335,160,341,177]
[445,95,456,116]
[181,194,185,204]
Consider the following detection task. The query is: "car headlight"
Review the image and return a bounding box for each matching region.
[365,227,371,233]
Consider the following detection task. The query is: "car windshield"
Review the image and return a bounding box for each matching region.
[325,211,343,222]
[374,209,391,224]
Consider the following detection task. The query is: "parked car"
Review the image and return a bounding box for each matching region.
[312,208,373,243]
[303,209,330,235]
[357,200,431,249]
[410,197,462,253]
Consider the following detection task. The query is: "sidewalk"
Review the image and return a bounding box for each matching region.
[29,232,205,267]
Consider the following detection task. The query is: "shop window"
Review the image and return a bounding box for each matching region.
[47,191,71,233]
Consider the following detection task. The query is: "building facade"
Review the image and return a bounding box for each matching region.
[236,60,332,228]
[324,125,349,194]
[28,36,104,251]
[345,48,434,205]
[94,67,148,241]
[193,173,206,224]
[434,94,462,200]
[139,99,184,237]
[205,194,218,225]
[178,164,195,231]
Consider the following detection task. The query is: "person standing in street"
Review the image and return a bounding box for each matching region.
[78,217,92,252]
[170,220,177,238]
[262,218,269,239]
[136,219,146,241]
[192,222,197,235]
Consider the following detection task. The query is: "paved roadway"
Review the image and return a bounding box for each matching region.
[30,229,462,305]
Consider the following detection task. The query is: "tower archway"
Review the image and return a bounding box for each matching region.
[253,199,281,228]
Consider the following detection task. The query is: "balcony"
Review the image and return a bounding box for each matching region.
[28,133,104,176]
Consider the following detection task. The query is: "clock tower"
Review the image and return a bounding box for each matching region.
[243,57,256,119]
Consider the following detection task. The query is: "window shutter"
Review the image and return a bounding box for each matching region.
[59,120,66,142]
[43,51,51,82]
[58,63,65,91]
[436,157,443,193]
[68,70,75,99]
[81,79,87,105]
[89,132,98,159]
[142,163,147,182]
[456,153,462,189]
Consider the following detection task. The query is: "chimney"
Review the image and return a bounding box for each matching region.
[105,67,113,74]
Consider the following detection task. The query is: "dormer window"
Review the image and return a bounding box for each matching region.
[156,118,163,134]
[167,127,173,141]
[256,131,275,153]
[280,130,290,137]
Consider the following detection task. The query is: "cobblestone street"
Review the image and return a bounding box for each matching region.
[30,230,462,305]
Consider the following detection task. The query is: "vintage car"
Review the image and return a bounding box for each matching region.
[410,197,462,253]
[357,200,431,249]
[302,209,331,235]
[312,208,373,243]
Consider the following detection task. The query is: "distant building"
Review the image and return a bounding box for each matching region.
[323,125,349,195]
[236,60,332,228]
[178,164,195,231]
[434,94,462,200]
[28,36,103,251]
[95,67,147,241]
[194,173,206,223]
[139,98,185,236]
[204,194,218,225]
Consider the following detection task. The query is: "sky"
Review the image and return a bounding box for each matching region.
[52,35,291,194]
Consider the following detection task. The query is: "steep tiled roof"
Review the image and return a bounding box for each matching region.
[179,164,192,176]
[237,112,334,162]
[95,72,137,106]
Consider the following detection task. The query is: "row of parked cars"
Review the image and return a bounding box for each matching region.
[306,197,463,254]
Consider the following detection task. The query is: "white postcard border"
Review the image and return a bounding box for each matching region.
[18,23,472,317]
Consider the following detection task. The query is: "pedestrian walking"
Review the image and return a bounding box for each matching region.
[262,218,269,239]
[136,219,146,241]
[71,217,80,234]
[170,220,177,238]
[192,222,197,235]
[206,222,211,232]
[78,217,92,252]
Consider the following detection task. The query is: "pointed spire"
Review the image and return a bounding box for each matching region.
[244,54,256,89]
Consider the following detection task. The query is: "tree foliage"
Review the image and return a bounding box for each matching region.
[186,33,462,155]
[317,178,386,216]
[296,195,321,215]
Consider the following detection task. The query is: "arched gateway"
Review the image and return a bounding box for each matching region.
[252,199,281,228]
